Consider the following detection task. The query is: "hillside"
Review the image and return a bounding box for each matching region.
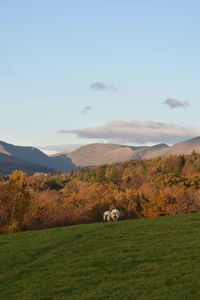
[63,143,168,167]
[1,151,200,233]
[1,214,200,299]
[0,140,76,173]
[1,136,200,174]
[0,153,54,175]
[144,136,200,159]
[49,137,200,167]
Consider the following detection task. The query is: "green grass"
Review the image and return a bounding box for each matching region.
[1,214,200,299]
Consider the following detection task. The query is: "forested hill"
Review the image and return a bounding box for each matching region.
[0,152,200,233]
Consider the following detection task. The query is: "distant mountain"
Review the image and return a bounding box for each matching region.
[52,137,200,167]
[144,136,200,159]
[1,136,200,174]
[47,153,76,172]
[67,143,135,166]
[60,143,169,167]
[0,141,76,174]
[0,153,54,175]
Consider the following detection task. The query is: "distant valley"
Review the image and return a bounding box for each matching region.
[1,137,200,174]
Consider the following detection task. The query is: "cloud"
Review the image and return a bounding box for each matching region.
[58,120,200,145]
[40,144,82,153]
[90,81,117,91]
[76,106,91,114]
[164,98,189,108]
[82,106,91,114]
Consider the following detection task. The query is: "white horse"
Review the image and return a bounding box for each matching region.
[111,209,120,221]
[103,211,112,222]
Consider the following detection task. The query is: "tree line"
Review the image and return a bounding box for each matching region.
[0,152,200,233]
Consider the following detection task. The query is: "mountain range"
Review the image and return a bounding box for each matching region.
[1,137,200,174]
[0,140,76,175]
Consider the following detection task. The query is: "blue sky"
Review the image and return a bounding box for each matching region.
[1,0,200,151]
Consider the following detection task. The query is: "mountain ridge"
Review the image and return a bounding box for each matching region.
[0,153,54,175]
[1,137,200,174]
[0,140,76,174]
[65,142,169,167]
[51,138,200,167]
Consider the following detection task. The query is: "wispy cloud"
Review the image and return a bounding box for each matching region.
[164,98,189,108]
[40,144,82,153]
[90,81,117,91]
[58,120,200,145]
[76,106,91,114]
[82,106,91,114]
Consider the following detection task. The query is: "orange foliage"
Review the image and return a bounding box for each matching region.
[1,153,200,233]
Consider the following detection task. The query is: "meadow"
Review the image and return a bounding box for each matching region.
[1,213,200,299]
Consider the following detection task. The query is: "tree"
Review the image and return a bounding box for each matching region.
[1,170,30,232]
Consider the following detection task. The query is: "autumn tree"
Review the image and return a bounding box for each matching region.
[0,170,30,232]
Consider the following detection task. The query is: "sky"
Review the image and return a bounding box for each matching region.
[1,0,200,152]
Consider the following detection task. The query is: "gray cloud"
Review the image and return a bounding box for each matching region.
[164,98,189,108]
[58,120,200,145]
[90,81,117,91]
[82,106,91,114]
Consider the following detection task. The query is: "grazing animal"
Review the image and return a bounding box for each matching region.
[103,211,112,222]
[111,209,120,221]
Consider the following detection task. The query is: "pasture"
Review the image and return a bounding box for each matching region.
[1,213,200,299]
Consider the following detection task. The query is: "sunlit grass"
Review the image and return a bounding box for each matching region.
[1,213,200,299]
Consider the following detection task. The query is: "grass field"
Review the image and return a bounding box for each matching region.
[1,214,200,299]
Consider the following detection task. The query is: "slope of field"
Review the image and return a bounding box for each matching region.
[1,213,200,299]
